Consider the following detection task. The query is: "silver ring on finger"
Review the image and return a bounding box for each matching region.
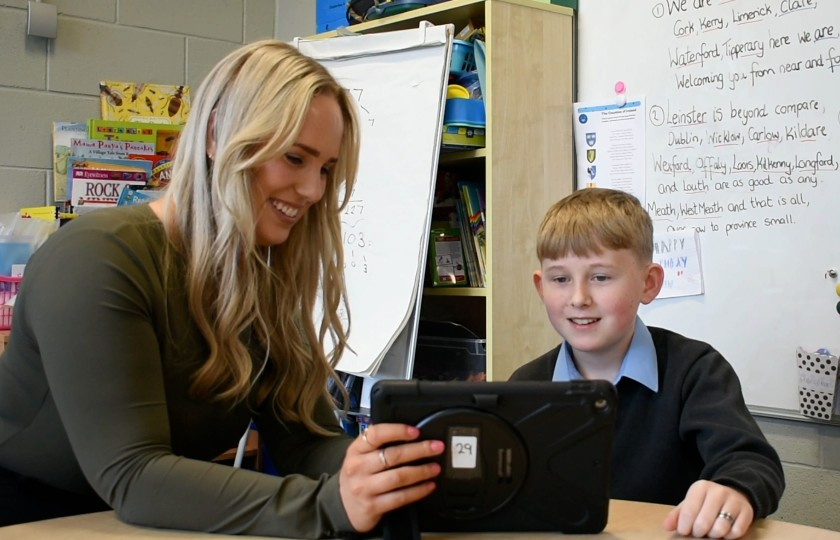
[378,448,390,469]
[361,429,372,446]
[717,511,736,525]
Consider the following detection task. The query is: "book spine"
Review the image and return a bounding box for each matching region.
[72,138,155,157]
[455,199,480,287]
[72,169,149,181]
[71,178,147,207]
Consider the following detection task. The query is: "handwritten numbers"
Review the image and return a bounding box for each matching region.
[348,87,374,126]
[649,105,665,126]
[342,231,367,248]
[450,435,478,469]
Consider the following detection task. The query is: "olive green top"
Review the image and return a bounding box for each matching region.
[0,205,355,538]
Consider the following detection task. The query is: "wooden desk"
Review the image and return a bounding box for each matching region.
[2,499,838,539]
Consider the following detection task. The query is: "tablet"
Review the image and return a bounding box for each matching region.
[370,379,617,536]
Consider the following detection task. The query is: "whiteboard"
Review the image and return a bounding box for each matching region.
[578,2,840,415]
[297,24,452,376]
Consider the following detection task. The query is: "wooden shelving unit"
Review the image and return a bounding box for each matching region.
[322,0,575,380]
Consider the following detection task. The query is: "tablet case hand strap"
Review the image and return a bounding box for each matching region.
[381,505,420,540]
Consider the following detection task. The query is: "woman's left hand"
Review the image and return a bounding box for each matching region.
[338,423,445,533]
[663,480,755,539]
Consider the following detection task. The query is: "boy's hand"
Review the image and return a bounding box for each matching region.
[663,480,754,539]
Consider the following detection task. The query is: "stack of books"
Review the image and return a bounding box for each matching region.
[51,81,192,214]
[427,169,486,288]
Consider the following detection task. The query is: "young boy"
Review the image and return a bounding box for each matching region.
[510,188,784,540]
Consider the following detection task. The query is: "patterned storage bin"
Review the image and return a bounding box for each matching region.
[0,276,22,330]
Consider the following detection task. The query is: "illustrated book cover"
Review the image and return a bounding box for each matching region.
[87,119,183,157]
[71,138,155,160]
[52,121,88,202]
[99,81,191,124]
[67,156,153,203]
[428,227,467,287]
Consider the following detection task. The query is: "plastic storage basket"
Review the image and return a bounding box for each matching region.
[0,276,22,330]
[413,320,486,381]
[450,40,476,76]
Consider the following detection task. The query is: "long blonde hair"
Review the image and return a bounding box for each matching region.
[160,40,359,434]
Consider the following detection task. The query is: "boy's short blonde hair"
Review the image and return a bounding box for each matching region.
[537,188,654,263]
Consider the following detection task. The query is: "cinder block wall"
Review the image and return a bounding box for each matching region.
[0,0,278,212]
[759,416,840,530]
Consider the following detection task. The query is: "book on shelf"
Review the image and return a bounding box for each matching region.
[468,208,486,279]
[52,122,89,202]
[72,169,148,181]
[87,119,156,143]
[71,177,148,210]
[71,138,155,160]
[128,153,173,189]
[117,185,164,206]
[99,81,191,125]
[455,198,481,287]
[458,180,485,224]
[458,180,487,286]
[431,169,487,287]
[87,119,183,158]
[428,227,468,287]
[67,156,153,178]
[150,125,182,158]
[67,156,153,202]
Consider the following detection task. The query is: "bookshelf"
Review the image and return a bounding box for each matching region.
[321,0,575,381]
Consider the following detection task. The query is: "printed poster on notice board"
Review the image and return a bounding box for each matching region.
[573,98,646,203]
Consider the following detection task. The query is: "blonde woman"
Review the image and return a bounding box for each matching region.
[0,40,443,537]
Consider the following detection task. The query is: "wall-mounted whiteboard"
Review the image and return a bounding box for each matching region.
[297,24,452,376]
[578,2,840,417]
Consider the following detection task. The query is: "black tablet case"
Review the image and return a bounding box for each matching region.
[370,379,617,536]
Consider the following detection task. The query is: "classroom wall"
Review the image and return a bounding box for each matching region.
[0,0,281,214]
[275,0,315,42]
[759,416,840,530]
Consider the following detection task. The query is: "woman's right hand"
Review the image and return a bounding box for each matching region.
[338,423,445,533]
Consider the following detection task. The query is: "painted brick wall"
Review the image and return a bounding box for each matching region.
[0,0,278,212]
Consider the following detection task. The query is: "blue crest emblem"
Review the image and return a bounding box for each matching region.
[586,132,596,147]
[587,165,597,180]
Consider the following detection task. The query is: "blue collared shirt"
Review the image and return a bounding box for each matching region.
[551,316,659,392]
